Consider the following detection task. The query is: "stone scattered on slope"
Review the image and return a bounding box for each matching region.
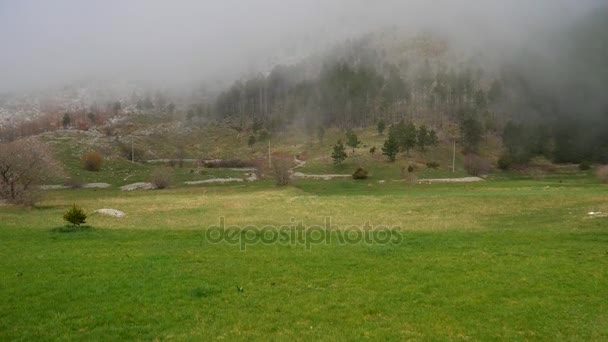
[94,209,125,218]
[39,185,69,190]
[185,178,244,185]
[417,177,484,184]
[120,182,156,191]
[244,172,258,182]
[291,172,351,181]
[83,183,111,189]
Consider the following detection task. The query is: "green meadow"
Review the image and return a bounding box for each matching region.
[1,176,607,340]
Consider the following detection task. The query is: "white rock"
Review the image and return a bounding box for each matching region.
[291,172,351,180]
[83,183,111,189]
[245,173,258,182]
[39,185,69,190]
[94,209,125,218]
[416,177,484,184]
[185,178,244,185]
[120,182,156,191]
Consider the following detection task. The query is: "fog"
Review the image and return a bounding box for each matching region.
[0,0,601,93]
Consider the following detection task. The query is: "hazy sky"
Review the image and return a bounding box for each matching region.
[0,0,600,93]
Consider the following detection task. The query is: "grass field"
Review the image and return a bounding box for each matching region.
[1,176,607,340]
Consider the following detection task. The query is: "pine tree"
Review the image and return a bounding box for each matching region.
[417,125,429,151]
[460,116,483,152]
[377,120,386,135]
[63,204,87,227]
[428,129,438,146]
[382,134,400,162]
[248,135,256,147]
[345,129,360,149]
[399,122,417,155]
[62,113,71,129]
[331,140,348,165]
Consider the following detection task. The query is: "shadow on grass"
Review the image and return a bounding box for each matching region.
[190,284,221,298]
[50,225,95,233]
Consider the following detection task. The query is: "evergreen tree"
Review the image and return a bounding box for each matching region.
[401,122,417,155]
[248,135,256,147]
[377,120,386,135]
[417,125,430,151]
[460,116,483,152]
[345,129,360,149]
[331,140,348,165]
[62,113,71,129]
[428,129,438,146]
[382,134,400,162]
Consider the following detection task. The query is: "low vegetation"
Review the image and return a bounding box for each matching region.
[149,167,174,189]
[1,177,606,340]
[597,165,608,183]
[272,159,291,186]
[352,167,368,180]
[81,151,104,172]
[0,139,63,205]
[464,154,492,176]
[62,204,87,227]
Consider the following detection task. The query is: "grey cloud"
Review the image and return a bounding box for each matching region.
[0,0,600,93]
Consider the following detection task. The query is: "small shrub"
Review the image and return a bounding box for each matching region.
[497,155,513,170]
[149,167,174,189]
[464,154,492,176]
[81,151,103,171]
[426,161,440,169]
[579,161,591,171]
[118,142,144,162]
[272,159,291,186]
[407,165,415,173]
[369,146,376,155]
[353,167,368,180]
[248,135,257,147]
[597,165,608,183]
[63,204,87,227]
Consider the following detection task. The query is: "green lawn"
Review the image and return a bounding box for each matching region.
[1,177,607,340]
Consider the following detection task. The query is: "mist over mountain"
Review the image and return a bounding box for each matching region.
[1,0,607,163]
[0,0,601,93]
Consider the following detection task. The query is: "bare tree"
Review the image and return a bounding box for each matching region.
[0,139,63,205]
